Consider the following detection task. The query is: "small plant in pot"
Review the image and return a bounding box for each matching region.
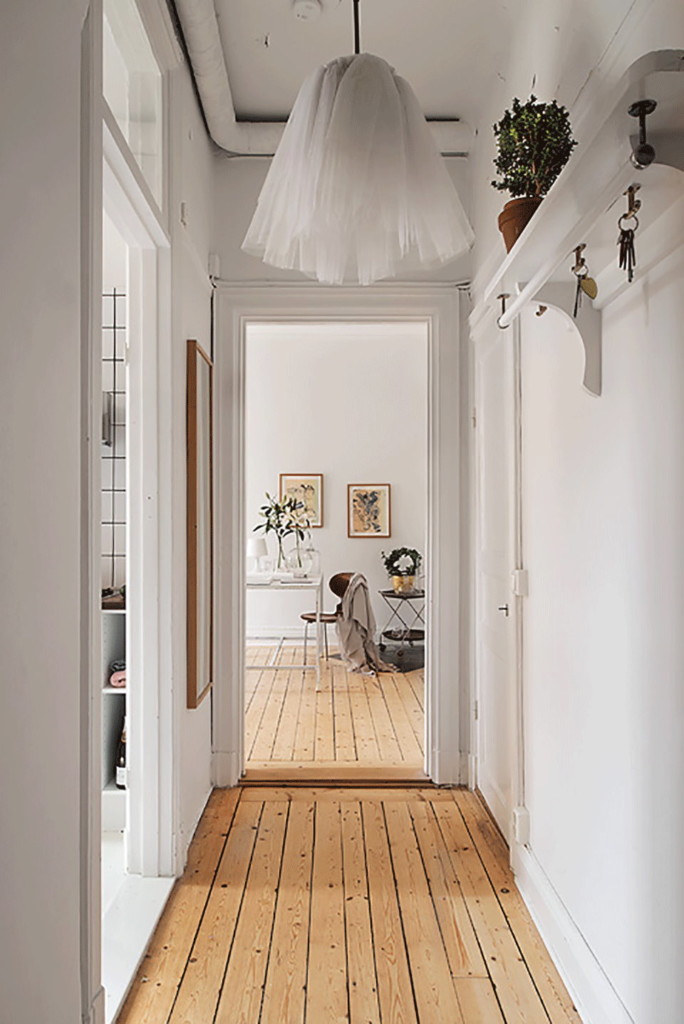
[492,95,577,252]
[382,547,422,595]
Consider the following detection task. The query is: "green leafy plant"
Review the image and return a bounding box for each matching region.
[491,95,577,198]
[253,493,310,569]
[381,547,422,578]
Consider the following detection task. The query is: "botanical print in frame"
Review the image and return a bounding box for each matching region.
[348,484,391,539]
[279,473,324,528]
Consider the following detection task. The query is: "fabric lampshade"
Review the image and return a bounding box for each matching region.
[246,537,268,558]
[242,53,474,286]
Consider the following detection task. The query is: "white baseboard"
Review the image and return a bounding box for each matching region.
[512,843,635,1024]
[246,627,306,640]
[84,985,106,1024]
[212,749,240,788]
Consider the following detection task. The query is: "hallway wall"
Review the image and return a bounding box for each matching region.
[468,2,684,1022]
[0,5,216,1021]
[520,246,684,1023]
[0,2,88,1022]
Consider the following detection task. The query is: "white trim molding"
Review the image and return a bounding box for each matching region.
[512,843,636,1024]
[212,283,466,787]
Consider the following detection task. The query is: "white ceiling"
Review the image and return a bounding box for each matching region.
[213,0,519,125]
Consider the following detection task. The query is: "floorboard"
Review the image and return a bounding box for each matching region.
[245,643,424,772]
[117,787,582,1024]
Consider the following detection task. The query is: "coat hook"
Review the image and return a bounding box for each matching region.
[496,292,511,330]
[628,98,657,168]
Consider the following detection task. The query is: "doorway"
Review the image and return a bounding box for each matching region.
[213,284,466,789]
[99,145,174,1022]
[243,322,428,779]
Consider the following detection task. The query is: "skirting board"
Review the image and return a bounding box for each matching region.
[212,748,240,788]
[512,843,635,1024]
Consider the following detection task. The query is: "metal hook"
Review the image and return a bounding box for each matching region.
[628,99,657,168]
[623,183,642,220]
[571,243,588,278]
[496,293,511,330]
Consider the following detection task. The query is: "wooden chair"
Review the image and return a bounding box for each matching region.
[301,573,354,666]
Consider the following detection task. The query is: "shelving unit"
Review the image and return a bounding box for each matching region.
[102,608,126,830]
[471,49,684,397]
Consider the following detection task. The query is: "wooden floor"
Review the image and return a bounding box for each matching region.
[245,643,424,774]
[117,786,581,1024]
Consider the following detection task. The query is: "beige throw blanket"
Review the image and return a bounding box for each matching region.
[336,573,392,675]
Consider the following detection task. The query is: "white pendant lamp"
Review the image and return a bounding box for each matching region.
[242,0,474,286]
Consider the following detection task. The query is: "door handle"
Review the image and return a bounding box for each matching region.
[497,604,510,617]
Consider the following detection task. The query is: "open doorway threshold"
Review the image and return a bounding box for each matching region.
[243,763,430,784]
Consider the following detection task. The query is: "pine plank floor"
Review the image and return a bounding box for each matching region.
[245,643,424,773]
[117,787,582,1024]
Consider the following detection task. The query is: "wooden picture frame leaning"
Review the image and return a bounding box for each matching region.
[187,340,213,708]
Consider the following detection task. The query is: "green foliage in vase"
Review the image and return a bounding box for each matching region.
[253,493,311,542]
[491,95,577,198]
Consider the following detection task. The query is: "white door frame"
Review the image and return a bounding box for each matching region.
[102,113,175,876]
[471,311,525,839]
[213,283,466,787]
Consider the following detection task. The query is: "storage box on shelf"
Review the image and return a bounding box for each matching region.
[471,50,684,398]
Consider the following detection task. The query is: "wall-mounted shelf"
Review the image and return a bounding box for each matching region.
[470,49,684,397]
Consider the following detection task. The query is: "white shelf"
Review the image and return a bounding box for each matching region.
[471,49,684,397]
[103,685,127,695]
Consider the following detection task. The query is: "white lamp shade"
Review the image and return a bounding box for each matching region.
[246,537,268,558]
[242,53,474,285]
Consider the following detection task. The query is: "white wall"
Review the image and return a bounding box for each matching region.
[520,244,684,1023]
[0,2,88,1021]
[245,322,428,633]
[213,156,472,285]
[168,59,216,859]
[468,3,684,1022]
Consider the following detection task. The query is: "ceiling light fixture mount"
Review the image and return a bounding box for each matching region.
[292,0,322,21]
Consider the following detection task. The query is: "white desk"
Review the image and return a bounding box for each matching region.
[246,573,324,688]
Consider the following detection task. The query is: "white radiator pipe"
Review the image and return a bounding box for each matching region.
[173,0,471,156]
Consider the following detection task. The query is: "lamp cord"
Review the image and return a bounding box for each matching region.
[353,0,360,54]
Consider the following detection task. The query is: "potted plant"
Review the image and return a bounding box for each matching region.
[381,547,422,594]
[492,95,577,252]
[253,493,310,571]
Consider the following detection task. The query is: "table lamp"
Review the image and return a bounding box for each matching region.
[246,537,268,572]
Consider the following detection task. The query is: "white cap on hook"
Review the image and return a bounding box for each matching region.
[293,0,322,20]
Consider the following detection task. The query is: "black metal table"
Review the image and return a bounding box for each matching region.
[377,588,426,661]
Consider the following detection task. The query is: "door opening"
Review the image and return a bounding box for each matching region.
[242,321,429,782]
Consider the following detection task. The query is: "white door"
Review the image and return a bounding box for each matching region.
[474,324,519,841]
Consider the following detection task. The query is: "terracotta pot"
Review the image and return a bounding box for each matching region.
[497,196,543,252]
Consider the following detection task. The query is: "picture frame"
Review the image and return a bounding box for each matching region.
[186,340,213,709]
[279,473,324,528]
[347,484,391,539]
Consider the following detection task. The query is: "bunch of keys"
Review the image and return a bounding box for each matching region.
[571,244,598,318]
[617,184,640,283]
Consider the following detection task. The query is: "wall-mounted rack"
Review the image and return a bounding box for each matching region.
[470,49,684,397]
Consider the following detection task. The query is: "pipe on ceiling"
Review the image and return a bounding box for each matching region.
[173,0,471,157]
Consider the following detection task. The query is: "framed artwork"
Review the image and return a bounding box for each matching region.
[279,473,324,527]
[186,340,213,709]
[348,484,391,539]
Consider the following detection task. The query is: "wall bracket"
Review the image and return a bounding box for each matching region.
[529,282,602,397]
